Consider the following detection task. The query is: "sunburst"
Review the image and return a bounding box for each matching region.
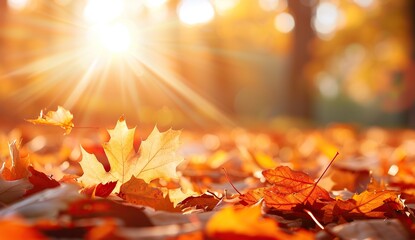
[1,0,234,128]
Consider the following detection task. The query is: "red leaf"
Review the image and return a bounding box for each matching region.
[25,166,60,196]
[81,181,117,198]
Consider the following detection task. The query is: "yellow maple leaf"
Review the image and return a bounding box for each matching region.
[78,117,183,193]
[27,106,74,135]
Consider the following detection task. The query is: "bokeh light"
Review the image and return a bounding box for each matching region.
[7,0,30,11]
[177,0,215,25]
[313,2,340,37]
[274,12,295,33]
[213,0,239,14]
[144,0,168,9]
[259,0,287,12]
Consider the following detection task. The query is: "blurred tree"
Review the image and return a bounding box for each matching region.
[287,1,314,119]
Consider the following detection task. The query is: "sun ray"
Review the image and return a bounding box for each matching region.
[130,48,235,127]
[64,57,98,108]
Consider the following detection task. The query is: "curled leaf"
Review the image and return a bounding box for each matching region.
[27,106,74,135]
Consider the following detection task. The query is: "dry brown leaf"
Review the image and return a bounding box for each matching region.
[118,176,179,212]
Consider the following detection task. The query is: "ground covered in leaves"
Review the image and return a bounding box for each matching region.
[1,107,415,239]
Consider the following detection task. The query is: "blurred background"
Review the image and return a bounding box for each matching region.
[0,0,414,130]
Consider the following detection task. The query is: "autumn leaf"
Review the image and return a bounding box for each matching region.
[0,218,46,240]
[79,117,183,193]
[178,193,221,211]
[118,176,179,212]
[321,190,405,223]
[135,126,183,182]
[80,181,117,198]
[240,166,329,209]
[0,178,32,204]
[27,106,74,135]
[240,187,266,205]
[168,188,199,208]
[206,205,314,240]
[24,166,60,197]
[243,166,331,210]
[1,140,30,180]
[349,190,405,217]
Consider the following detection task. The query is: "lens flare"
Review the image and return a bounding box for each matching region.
[177,0,215,25]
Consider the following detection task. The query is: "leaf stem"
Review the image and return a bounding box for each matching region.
[222,167,242,195]
[73,126,101,129]
[303,152,339,204]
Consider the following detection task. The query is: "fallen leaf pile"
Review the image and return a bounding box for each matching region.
[0,106,413,239]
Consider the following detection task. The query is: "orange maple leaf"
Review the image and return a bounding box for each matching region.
[206,205,314,240]
[240,166,332,210]
[262,166,331,210]
[321,190,405,223]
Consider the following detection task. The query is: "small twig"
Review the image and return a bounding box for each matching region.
[303,152,339,204]
[222,167,242,195]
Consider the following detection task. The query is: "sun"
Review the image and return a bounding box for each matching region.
[88,23,132,54]
[2,0,233,127]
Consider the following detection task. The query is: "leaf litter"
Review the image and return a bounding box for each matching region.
[0,107,411,239]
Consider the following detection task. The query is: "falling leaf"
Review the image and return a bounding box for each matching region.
[79,118,183,193]
[206,205,313,240]
[27,106,74,135]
